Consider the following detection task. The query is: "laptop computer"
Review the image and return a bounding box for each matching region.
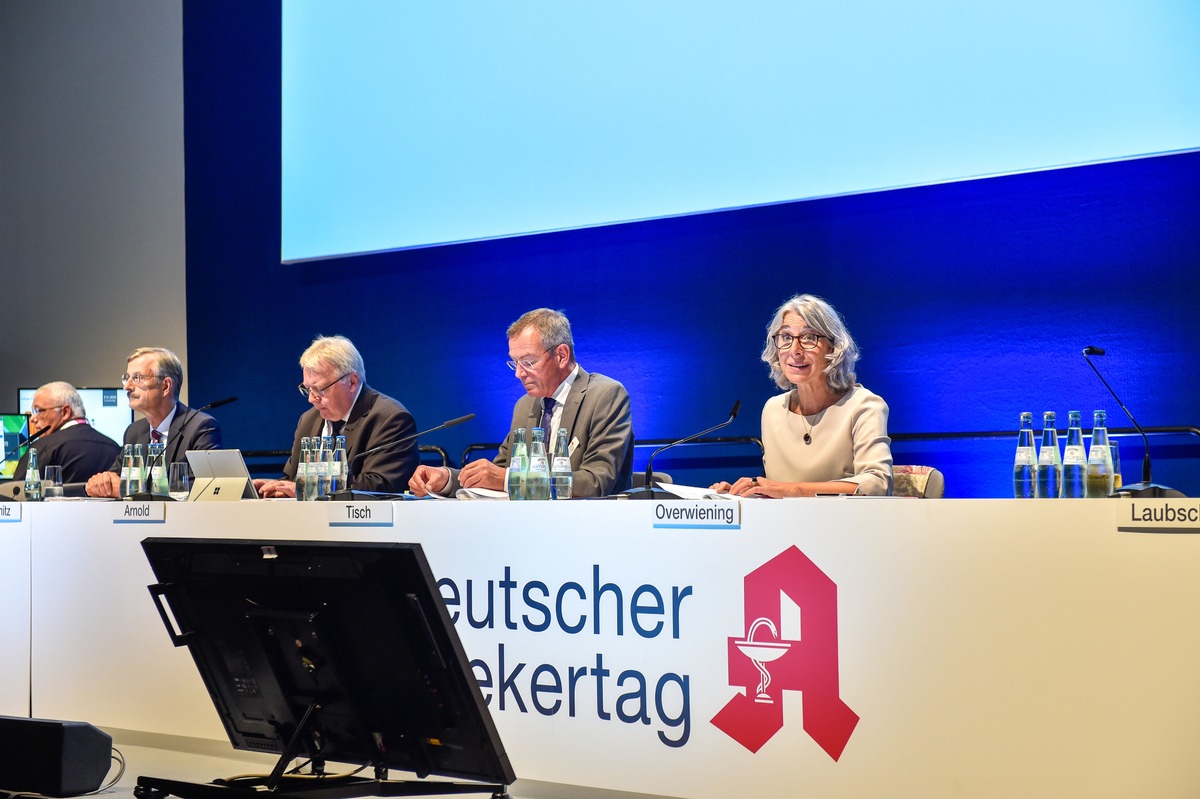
[185,450,259,501]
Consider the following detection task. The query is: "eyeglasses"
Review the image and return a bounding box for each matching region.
[506,348,552,372]
[299,372,351,398]
[30,405,64,417]
[772,332,832,351]
[120,372,160,385]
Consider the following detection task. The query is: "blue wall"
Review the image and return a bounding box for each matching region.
[183,2,1200,497]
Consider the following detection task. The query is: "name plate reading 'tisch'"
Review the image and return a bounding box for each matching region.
[326,502,394,527]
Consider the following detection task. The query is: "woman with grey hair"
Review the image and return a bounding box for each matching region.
[712,294,892,497]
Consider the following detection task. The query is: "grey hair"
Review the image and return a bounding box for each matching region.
[760,294,860,392]
[36,381,86,417]
[507,308,575,362]
[127,347,184,397]
[300,335,366,382]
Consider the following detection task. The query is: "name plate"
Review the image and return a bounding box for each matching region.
[0,503,21,522]
[1117,499,1200,534]
[113,502,167,523]
[326,502,394,527]
[651,501,741,530]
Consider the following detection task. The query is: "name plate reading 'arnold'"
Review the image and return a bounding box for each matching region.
[113,502,167,523]
[326,502,394,527]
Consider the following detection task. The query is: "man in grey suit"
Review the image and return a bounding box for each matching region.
[409,308,634,497]
[256,335,419,497]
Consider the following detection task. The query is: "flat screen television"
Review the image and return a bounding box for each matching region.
[1,413,31,479]
[138,538,515,799]
[17,387,132,446]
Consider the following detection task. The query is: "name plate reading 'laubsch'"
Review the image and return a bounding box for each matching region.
[1116,500,1200,534]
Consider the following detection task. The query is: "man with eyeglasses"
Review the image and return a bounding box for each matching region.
[255,335,418,498]
[408,308,634,498]
[85,347,223,498]
[10,382,121,485]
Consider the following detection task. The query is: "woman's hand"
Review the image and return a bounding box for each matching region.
[726,476,782,497]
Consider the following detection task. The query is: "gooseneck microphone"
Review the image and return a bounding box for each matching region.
[4,424,48,460]
[1081,346,1183,498]
[316,413,477,501]
[197,396,238,412]
[349,414,476,477]
[173,396,238,441]
[168,396,238,459]
[627,401,741,499]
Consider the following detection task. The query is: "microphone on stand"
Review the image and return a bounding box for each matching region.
[173,396,238,437]
[625,401,741,499]
[196,396,238,412]
[4,423,48,460]
[317,413,476,501]
[1081,346,1183,498]
[127,397,239,502]
[161,396,238,463]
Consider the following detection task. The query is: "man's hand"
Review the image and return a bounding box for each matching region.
[255,479,297,499]
[459,459,506,491]
[85,471,121,498]
[408,465,450,497]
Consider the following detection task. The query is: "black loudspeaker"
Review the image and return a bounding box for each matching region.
[0,716,112,796]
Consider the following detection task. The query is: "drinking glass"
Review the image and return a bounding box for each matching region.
[1110,441,1122,491]
[42,465,64,499]
[168,462,191,502]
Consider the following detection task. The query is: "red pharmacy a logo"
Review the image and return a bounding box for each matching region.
[711,546,858,759]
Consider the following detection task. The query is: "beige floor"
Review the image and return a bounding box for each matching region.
[101,730,672,799]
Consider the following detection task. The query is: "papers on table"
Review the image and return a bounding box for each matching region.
[455,487,508,500]
[655,483,742,500]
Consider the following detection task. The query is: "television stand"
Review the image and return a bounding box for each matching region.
[135,702,510,799]
[134,774,511,799]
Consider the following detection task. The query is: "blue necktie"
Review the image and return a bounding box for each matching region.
[540,398,556,441]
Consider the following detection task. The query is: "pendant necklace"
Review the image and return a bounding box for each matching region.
[791,392,814,445]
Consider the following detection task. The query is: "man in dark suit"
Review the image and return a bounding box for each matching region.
[85,347,223,497]
[408,308,634,498]
[12,382,121,484]
[255,335,418,497]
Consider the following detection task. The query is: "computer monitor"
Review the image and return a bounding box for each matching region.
[17,387,132,446]
[139,538,515,799]
[1,413,31,479]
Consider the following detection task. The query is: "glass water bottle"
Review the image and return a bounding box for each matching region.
[1013,412,1038,498]
[1086,410,1114,498]
[1061,411,1087,498]
[551,427,573,500]
[1036,411,1063,499]
[331,435,348,493]
[24,447,42,502]
[506,427,528,500]
[525,427,551,500]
